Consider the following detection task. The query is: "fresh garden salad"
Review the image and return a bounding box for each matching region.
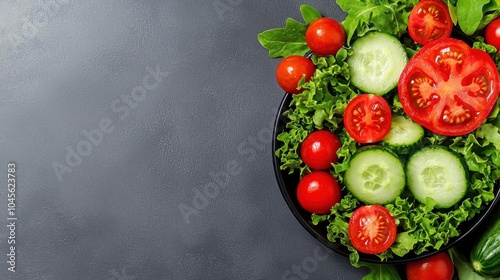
[259,0,500,279]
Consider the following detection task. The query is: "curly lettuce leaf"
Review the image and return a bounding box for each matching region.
[275,48,357,175]
[274,33,500,267]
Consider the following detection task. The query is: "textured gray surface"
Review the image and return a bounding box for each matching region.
[0,1,368,279]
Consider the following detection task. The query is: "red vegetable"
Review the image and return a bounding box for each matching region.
[406,252,454,280]
[485,17,500,51]
[306,17,346,56]
[275,55,315,94]
[343,94,392,143]
[407,0,452,45]
[300,130,341,170]
[296,171,342,214]
[348,205,397,254]
[398,38,500,136]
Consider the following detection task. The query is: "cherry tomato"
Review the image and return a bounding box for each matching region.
[306,17,346,56]
[343,94,392,143]
[406,252,454,280]
[300,130,342,170]
[408,0,453,45]
[348,205,397,254]
[398,38,500,136]
[275,55,315,94]
[296,171,342,214]
[485,17,500,50]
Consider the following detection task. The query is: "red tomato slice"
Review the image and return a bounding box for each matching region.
[343,94,392,143]
[398,38,500,136]
[348,205,397,254]
[408,0,453,45]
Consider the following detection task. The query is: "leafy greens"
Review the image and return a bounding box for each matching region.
[261,1,500,278]
[448,0,500,35]
[276,36,500,266]
[257,5,321,58]
[337,0,418,44]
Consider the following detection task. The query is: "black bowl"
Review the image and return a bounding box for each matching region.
[272,92,500,264]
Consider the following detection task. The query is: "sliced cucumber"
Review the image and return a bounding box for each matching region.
[344,146,405,205]
[347,32,408,95]
[382,115,424,155]
[406,146,468,209]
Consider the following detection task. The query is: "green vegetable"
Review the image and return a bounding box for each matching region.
[347,32,408,95]
[257,5,321,58]
[470,204,500,277]
[265,1,500,268]
[274,48,357,176]
[356,262,401,280]
[456,0,491,35]
[344,146,406,205]
[449,248,500,280]
[381,115,424,155]
[406,146,468,209]
[300,4,321,24]
[278,52,499,265]
[450,0,500,35]
[337,0,418,43]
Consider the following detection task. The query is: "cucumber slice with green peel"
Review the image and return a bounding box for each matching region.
[406,146,468,209]
[344,146,406,205]
[347,32,408,95]
[382,115,424,155]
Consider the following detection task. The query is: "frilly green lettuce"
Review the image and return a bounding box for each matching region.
[276,38,500,266]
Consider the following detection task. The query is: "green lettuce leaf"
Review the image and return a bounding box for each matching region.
[337,0,418,43]
[257,5,321,58]
[275,48,357,175]
[356,262,401,280]
[457,0,491,35]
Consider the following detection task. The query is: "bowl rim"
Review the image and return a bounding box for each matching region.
[272,91,500,264]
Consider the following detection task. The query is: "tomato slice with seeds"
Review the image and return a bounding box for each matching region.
[348,205,397,255]
[398,38,500,136]
[408,0,452,45]
[344,94,392,143]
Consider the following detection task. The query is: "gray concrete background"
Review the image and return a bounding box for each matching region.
[0,1,369,279]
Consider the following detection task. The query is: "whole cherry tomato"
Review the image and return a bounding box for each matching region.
[300,130,342,170]
[406,252,454,280]
[485,17,500,51]
[306,17,346,56]
[296,171,342,214]
[275,55,315,94]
